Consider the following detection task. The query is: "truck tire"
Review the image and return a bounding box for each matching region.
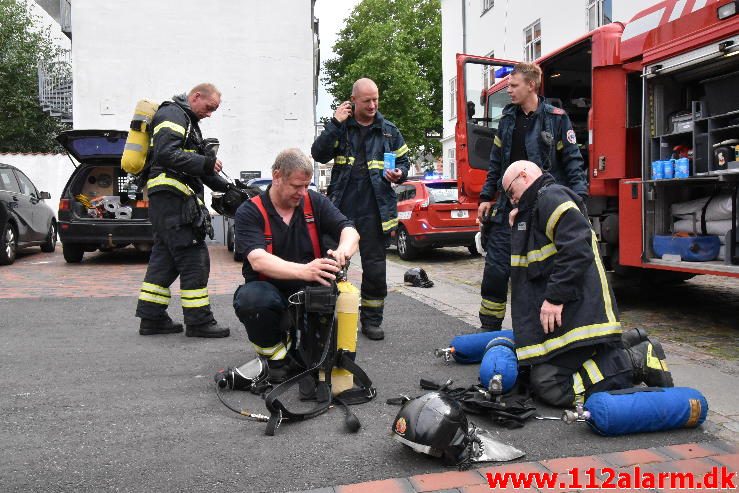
[62,243,85,263]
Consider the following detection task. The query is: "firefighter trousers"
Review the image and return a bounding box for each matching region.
[351,212,387,328]
[528,343,634,407]
[479,210,511,331]
[233,281,294,361]
[135,191,215,327]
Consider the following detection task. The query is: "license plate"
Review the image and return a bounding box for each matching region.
[451,210,469,219]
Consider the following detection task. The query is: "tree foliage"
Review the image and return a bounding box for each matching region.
[323,0,442,157]
[0,0,69,152]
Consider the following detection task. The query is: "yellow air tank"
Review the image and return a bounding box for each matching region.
[329,279,359,395]
[121,99,159,175]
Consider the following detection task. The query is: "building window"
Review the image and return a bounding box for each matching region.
[587,0,612,31]
[481,0,494,15]
[523,20,542,62]
[449,77,457,119]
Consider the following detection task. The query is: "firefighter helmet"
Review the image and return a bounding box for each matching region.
[404,267,434,288]
[391,392,469,464]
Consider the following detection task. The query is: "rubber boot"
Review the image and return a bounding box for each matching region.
[139,318,184,335]
[627,340,674,387]
[621,327,649,348]
[361,323,384,340]
[185,320,230,338]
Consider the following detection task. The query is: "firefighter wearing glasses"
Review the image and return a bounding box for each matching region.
[135,83,231,338]
[477,62,587,332]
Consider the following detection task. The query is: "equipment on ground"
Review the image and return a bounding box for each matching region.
[403,267,434,288]
[434,331,505,364]
[214,357,268,391]
[479,330,518,394]
[391,392,525,469]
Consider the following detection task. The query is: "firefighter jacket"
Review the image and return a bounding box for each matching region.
[311,111,409,234]
[509,173,621,366]
[480,98,587,217]
[147,93,229,199]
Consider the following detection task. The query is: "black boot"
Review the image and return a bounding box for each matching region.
[266,358,298,384]
[361,323,384,340]
[185,320,230,338]
[622,327,649,348]
[627,340,674,387]
[139,318,183,335]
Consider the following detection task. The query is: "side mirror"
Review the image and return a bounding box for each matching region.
[39,191,52,200]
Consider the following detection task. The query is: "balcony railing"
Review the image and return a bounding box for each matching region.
[38,50,72,122]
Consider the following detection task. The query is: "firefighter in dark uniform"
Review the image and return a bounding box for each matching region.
[232,148,359,381]
[135,83,231,338]
[503,161,673,407]
[477,62,588,331]
[311,78,409,341]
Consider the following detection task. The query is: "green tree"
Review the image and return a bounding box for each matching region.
[323,0,442,158]
[0,0,69,152]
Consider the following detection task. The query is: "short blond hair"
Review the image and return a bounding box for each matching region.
[511,62,542,91]
[272,148,314,178]
[188,83,221,98]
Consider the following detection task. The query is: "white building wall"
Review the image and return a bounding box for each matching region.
[71,0,316,186]
[441,0,651,178]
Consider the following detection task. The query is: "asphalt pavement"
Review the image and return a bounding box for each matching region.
[0,246,731,492]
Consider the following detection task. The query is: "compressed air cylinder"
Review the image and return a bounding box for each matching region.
[121,99,159,175]
[445,331,505,364]
[479,330,518,393]
[584,387,708,437]
[332,280,359,395]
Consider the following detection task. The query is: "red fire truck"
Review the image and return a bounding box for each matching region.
[455,0,739,281]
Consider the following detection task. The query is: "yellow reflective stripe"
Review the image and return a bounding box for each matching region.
[147,173,194,196]
[153,120,186,137]
[394,144,409,157]
[361,298,384,308]
[647,343,669,372]
[480,299,506,317]
[368,160,385,170]
[184,149,196,153]
[494,135,502,147]
[515,322,622,362]
[334,156,355,165]
[573,372,585,396]
[181,297,209,308]
[545,201,578,241]
[272,345,288,360]
[253,336,292,357]
[181,288,208,298]
[382,217,399,231]
[590,231,618,323]
[334,140,340,148]
[556,141,564,151]
[481,298,505,309]
[141,282,170,297]
[480,306,505,317]
[511,243,557,267]
[139,292,170,305]
[582,359,604,384]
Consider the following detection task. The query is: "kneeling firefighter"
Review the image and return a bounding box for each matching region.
[229,148,373,434]
[135,83,231,338]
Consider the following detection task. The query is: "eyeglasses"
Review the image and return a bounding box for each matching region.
[505,171,525,200]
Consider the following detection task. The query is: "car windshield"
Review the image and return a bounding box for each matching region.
[425,182,458,203]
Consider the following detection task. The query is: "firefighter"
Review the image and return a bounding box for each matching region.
[503,161,672,407]
[311,78,409,341]
[477,62,588,332]
[232,148,359,382]
[135,83,231,338]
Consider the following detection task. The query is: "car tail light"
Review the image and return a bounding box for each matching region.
[413,199,429,212]
[59,198,70,211]
[135,200,149,208]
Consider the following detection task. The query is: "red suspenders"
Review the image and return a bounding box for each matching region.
[250,192,322,262]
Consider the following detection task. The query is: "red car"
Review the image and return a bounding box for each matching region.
[393,179,479,260]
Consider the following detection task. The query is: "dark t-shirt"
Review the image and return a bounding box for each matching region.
[340,124,378,219]
[234,188,354,293]
[510,107,535,164]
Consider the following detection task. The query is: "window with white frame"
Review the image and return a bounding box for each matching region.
[587,0,612,31]
[481,0,494,15]
[449,77,457,119]
[523,20,541,62]
[447,148,456,179]
[482,51,496,89]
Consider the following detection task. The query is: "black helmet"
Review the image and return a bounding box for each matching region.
[404,267,434,288]
[392,392,469,464]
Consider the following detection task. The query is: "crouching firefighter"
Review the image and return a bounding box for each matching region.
[135,83,231,338]
[230,148,374,434]
[503,161,673,408]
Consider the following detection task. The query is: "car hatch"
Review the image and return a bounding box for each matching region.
[424,181,478,227]
[56,130,128,164]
